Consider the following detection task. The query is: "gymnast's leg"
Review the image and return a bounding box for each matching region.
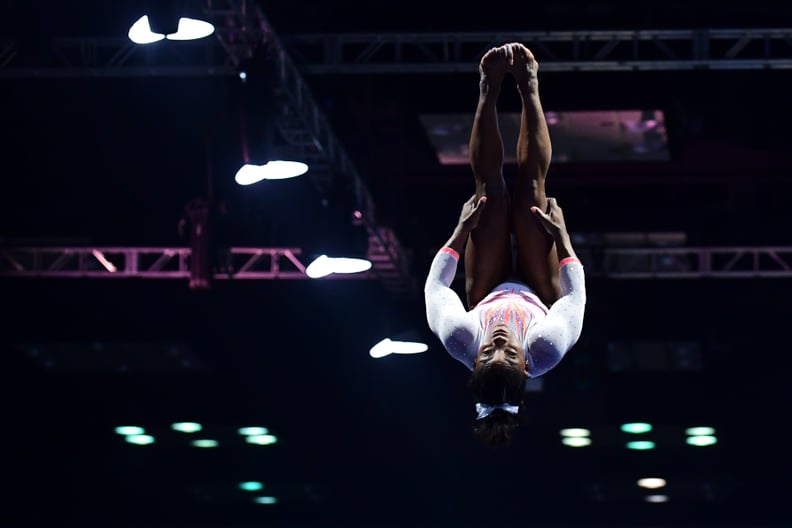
[464,45,514,308]
[509,43,561,306]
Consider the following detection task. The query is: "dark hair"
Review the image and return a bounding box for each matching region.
[469,362,528,448]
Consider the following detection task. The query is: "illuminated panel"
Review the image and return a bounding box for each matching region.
[420,110,670,165]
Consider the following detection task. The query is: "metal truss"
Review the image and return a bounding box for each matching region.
[3,246,791,281]
[4,28,791,78]
[284,29,792,74]
[582,246,792,278]
[0,0,417,300]
[0,246,372,280]
[220,1,417,300]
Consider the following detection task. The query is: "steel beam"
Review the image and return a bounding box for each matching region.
[0,246,371,280]
[4,246,792,280]
[283,29,792,74]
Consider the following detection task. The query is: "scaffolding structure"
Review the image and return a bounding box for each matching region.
[2,245,791,280]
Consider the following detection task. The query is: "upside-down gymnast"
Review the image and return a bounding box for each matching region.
[424,43,587,447]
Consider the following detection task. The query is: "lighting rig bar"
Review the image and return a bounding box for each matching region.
[285,29,792,74]
[0,246,371,280]
[3,246,791,280]
[3,29,791,78]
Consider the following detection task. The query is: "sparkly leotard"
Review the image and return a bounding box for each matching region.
[424,247,586,377]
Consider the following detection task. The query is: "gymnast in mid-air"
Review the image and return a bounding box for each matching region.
[424,43,587,447]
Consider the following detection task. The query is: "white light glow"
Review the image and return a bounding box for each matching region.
[686,426,716,436]
[369,338,429,358]
[191,439,218,448]
[126,434,155,445]
[645,494,669,503]
[686,435,717,446]
[128,16,165,44]
[238,427,269,436]
[166,17,215,41]
[305,255,334,278]
[115,426,145,435]
[171,422,202,433]
[306,255,372,279]
[621,422,653,434]
[626,440,656,450]
[560,428,591,437]
[235,161,308,185]
[246,434,278,446]
[561,437,591,447]
[637,477,667,489]
[327,257,372,274]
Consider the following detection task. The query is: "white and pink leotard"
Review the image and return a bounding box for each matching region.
[424,247,586,377]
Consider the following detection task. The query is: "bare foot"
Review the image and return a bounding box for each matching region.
[479,45,513,84]
[509,43,539,95]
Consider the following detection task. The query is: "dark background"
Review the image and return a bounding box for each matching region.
[1,1,791,527]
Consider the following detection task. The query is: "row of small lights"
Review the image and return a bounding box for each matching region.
[561,423,718,504]
[114,423,278,447]
[115,424,279,504]
[560,423,718,449]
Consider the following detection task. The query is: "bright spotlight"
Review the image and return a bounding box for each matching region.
[306,255,371,279]
[235,161,309,185]
[369,338,428,358]
[166,17,215,41]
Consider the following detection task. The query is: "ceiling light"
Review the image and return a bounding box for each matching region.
[686,426,716,436]
[114,426,145,435]
[560,428,591,437]
[626,440,655,450]
[621,422,653,434]
[246,434,278,446]
[125,434,155,445]
[686,435,717,447]
[238,427,269,436]
[172,422,202,433]
[561,437,592,447]
[128,16,165,44]
[191,439,219,448]
[166,17,215,41]
[305,255,372,278]
[637,477,667,489]
[369,338,428,358]
[127,1,215,45]
[239,482,264,492]
[234,161,309,185]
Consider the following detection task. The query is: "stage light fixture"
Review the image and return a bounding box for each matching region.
[128,1,214,45]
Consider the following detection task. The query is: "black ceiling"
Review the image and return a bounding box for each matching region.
[2,1,792,528]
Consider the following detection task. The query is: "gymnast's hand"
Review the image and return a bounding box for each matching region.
[457,194,487,233]
[531,197,568,240]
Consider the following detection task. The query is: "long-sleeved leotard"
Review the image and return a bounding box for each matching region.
[424,247,586,377]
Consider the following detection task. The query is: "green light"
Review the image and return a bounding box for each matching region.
[626,440,655,450]
[560,428,591,437]
[191,439,218,448]
[238,427,269,436]
[686,426,715,436]
[246,434,278,446]
[561,437,591,447]
[621,422,653,434]
[172,422,202,433]
[115,426,145,435]
[253,496,278,505]
[686,435,717,446]
[125,434,155,445]
[239,481,264,492]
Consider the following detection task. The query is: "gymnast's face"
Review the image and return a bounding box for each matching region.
[475,325,527,374]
